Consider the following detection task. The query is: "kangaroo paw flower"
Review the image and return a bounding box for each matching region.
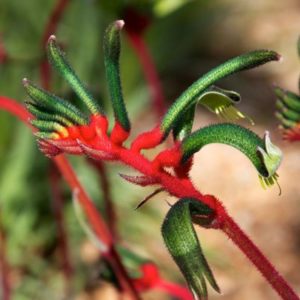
[180,123,282,189]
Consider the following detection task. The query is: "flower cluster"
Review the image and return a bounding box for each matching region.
[22,20,284,299]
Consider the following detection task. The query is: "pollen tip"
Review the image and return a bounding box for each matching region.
[115,20,125,30]
[22,78,29,86]
[276,53,283,63]
[48,35,56,43]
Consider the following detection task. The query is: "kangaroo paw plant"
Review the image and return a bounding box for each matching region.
[20,20,299,300]
[275,37,300,142]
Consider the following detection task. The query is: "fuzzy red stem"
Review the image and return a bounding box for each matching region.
[40,0,69,89]
[0,97,141,300]
[49,164,73,281]
[0,211,10,300]
[126,31,166,118]
[1,97,298,299]
[221,212,299,300]
[87,159,118,239]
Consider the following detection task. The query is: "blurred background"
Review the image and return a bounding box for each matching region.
[0,0,300,299]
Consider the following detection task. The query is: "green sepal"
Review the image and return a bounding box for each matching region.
[103,20,130,131]
[275,87,300,113]
[162,198,220,299]
[34,131,60,140]
[31,119,68,137]
[275,112,297,129]
[276,100,300,122]
[23,78,87,125]
[180,123,282,187]
[26,102,74,127]
[47,35,103,115]
[161,50,280,136]
[173,104,196,141]
[198,86,254,125]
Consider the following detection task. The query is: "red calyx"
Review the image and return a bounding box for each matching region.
[110,121,130,145]
[131,126,163,152]
[152,144,182,171]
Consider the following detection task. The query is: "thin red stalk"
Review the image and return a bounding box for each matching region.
[222,213,299,300]
[0,210,10,300]
[40,0,69,89]
[49,164,73,281]
[87,159,117,239]
[0,97,141,300]
[126,31,166,118]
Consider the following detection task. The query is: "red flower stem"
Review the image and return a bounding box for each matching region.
[0,211,10,300]
[87,159,117,239]
[222,213,299,300]
[1,97,298,299]
[0,97,141,300]
[49,164,73,282]
[126,30,166,118]
[40,0,70,89]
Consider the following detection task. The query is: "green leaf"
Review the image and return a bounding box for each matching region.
[162,198,219,299]
[161,50,280,136]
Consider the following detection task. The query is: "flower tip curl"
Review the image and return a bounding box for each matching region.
[115,20,125,30]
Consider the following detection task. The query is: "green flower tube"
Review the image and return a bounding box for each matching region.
[162,198,219,299]
[180,123,282,188]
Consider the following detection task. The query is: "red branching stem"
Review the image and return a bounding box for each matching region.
[221,212,299,300]
[0,211,10,300]
[1,97,298,299]
[126,31,166,118]
[88,159,118,239]
[40,0,70,89]
[0,97,141,300]
[49,164,73,281]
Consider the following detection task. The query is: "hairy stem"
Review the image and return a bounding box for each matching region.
[1,97,298,299]
[221,211,299,300]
